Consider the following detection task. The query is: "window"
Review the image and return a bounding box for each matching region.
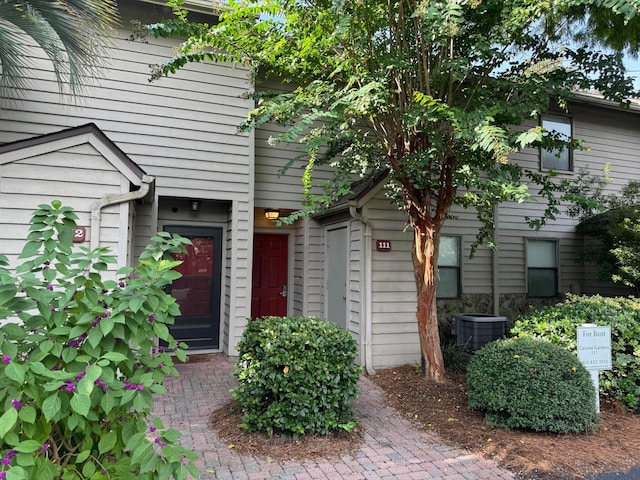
[541,114,573,171]
[527,239,558,297]
[437,236,460,298]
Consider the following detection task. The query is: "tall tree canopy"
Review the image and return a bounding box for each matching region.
[0,0,118,100]
[148,0,639,380]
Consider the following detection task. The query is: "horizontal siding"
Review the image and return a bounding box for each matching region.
[253,79,335,209]
[0,24,253,204]
[348,220,362,345]
[0,144,129,265]
[305,218,324,317]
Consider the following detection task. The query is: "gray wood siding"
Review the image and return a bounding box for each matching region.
[293,221,306,316]
[253,79,335,210]
[496,102,640,298]
[305,218,325,318]
[0,32,253,202]
[0,143,130,267]
[0,11,255,358]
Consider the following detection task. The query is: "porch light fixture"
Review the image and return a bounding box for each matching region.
[189,199,200,212]
[264,208,280,220]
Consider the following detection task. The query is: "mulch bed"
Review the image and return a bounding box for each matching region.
[370,365,640,480]
[206,365,640,479]
[209,401,364,461]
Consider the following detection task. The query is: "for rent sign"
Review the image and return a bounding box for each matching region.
[577,324,612,413]
[577,325,612,370]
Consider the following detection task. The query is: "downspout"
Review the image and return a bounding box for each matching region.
[90,175,154,251]
[492,204,500,315]
[349,205,376,375]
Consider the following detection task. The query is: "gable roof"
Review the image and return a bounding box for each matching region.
[313,170,390,219]
[0,123,150,189]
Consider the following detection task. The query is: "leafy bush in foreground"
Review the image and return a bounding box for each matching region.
[512,294,640,410]
[0,201,198,480]
[233,316,361,436]
[467,337,599,433]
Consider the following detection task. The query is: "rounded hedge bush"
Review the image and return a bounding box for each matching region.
[232,316,361,436]
[467,337,599,433]
[512,294,640,411]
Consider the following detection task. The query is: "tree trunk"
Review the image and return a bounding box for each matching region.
[388,133,454,383]
[412,221,445,382]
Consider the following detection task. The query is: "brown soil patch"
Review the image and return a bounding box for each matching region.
[209,401,364,461]
[178,354,211,363]
[208,365,640,479]
[371,365,640,480]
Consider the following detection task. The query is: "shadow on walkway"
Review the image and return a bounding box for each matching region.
[152,354,515,480]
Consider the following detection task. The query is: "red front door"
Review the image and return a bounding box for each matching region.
[252,234,288,318]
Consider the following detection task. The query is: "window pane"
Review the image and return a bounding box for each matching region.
[543,114,571,139]
[528,269,557,297]
[542,148,570,171]
[527,240,556,268]
[541,115,572,171]
[437,267,458,298]
[439,236,459,267]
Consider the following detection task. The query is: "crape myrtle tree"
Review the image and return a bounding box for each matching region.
[146,0,639,381]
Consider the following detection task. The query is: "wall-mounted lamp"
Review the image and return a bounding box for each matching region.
[264,208,280,220]
[190,199,200,212]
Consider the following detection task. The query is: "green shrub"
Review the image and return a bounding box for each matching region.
[232,316,361,436]
[441,341,472,373]
[0,201,198,480]
[467,337,599,433]
[512,294,640,410]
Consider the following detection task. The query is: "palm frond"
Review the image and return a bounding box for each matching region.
[0,0,119,101]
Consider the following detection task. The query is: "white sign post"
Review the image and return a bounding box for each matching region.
[577,324,612,413]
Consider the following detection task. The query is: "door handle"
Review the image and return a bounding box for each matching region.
[280,285,288,298]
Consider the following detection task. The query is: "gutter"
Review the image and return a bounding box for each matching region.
[349,205,376,375]
[90,175,155,251]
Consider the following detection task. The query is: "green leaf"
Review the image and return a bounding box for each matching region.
[16,452,35,467]
[129,296,144,313]
[175,349,187,363]
[61,347,77,364]
[33,457,58,480]
[42,394,61,422]
[40,340,54,353]
[77,366,102,395]
[98,430,117,454]
[18,405,36,424]
[19,241,41,259]
[30,362,46,375]
[87,327,102,348]
[75,450,91,463]
[82,461,96,478]
[101,352,128,362]
[162,428,181,442]
[100,316,114,335]
[70,393,91,417]
[0,284,18,306]
[125,431,146,452]
[6,465,28,480]
[5,362,26,384]
[0,407,18,438]
[101,391,114,414]
[15,439,43,453]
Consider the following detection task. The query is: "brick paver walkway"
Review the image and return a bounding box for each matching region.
[152,354,515,480]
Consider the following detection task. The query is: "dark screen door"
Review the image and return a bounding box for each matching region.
[251,234,288,318]
[165,226,222,349]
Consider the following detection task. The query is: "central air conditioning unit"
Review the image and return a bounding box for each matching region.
[451,313,507,350]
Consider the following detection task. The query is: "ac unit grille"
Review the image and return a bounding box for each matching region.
[451,314,507,350]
